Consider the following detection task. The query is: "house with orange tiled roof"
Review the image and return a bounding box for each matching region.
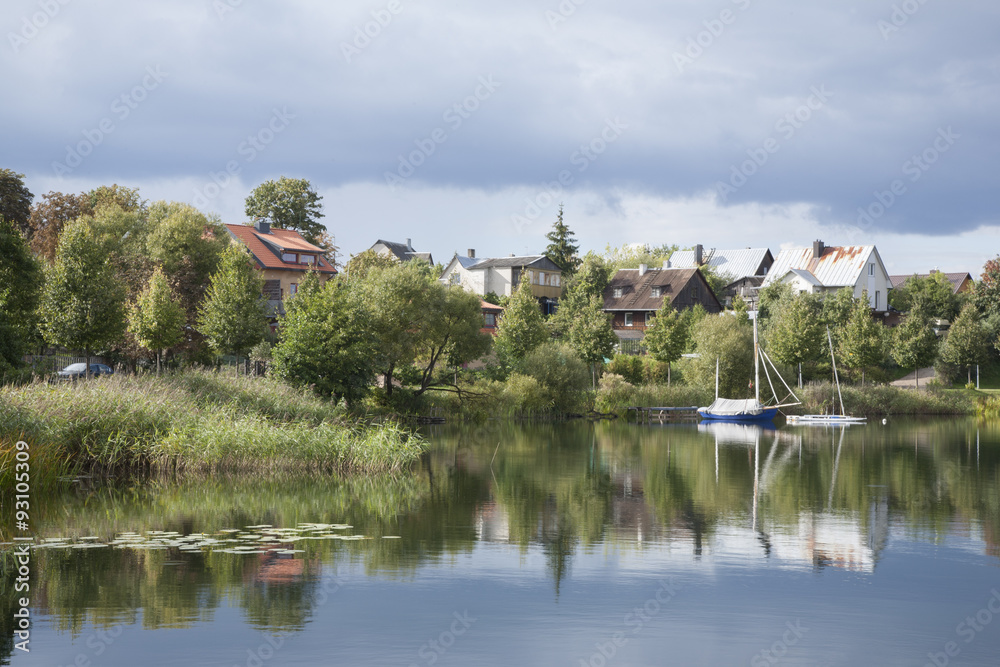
[225,221,337,327]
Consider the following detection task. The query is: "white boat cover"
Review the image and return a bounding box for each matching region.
[699,398,765,416]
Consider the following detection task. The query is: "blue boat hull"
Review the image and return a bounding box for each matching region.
[697,407,778,423]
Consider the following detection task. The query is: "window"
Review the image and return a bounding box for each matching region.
[645,312,654,325]
[539,272,546,285]
[651,286,661,298]
[283,252,297,263]
[484,313,496,328]
[553,275,560,287]
[624,313,633,327]
[449,273,461,286]
[869,263,875,276]
[613,287,624,298]
[301,254,316,265]
[690,286,698,299]
[290,283,298,295]
[875,290,880,310]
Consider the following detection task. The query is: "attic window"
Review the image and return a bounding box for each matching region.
[301,254,316,265]
[613,287,623,298]
[651,286,662,298]
[282,252,297,263]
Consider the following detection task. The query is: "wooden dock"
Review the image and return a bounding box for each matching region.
[627,406,701,423]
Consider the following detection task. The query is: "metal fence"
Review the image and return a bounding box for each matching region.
[22,354,110,375]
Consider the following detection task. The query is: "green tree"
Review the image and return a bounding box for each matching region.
[146,201,229,283]
[544,204,580,275]
[0,169,33,239]
[642,304,687,386]
[88,184,146,214]
[889,273,960,320]
[39,218,128,376]
[128,269,186,374]
[271,273,375,404]
[838,293,888,385]
[892,308,939,388]
[766,293,825,372]
[602,243,677,273]
[0,217,42,371]
[520,342,590,413]
[688,314,754,398]
[416,286,492,395]
[346,249,398,281]
[493,272,549,375]
[822,287,857,341]
[973,256,1000,320]
[245,177,326,247]
[565,295,618,388]
[939,303,988,384]
[197,244,267,372]
[547,252,611,339]
[756,281,794,330]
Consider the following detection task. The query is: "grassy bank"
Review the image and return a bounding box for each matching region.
[0,371,424,485]
[792,381,979,417]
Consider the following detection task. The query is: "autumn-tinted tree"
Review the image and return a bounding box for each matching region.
[39,218,128,376]
[0,169,33,239]
[892,307,939,388]
[128,269,186,374]
[271,273,375,404]
[197,244,268,372]
[838,293,888,385]
[493,272,549,375]
[28,191,94,263]
[643,304,688,386]
[544,204,580,275]
[245,177,326,247]
[0,217,42,371]
[974,256,1000,320]
[939,303,988,384]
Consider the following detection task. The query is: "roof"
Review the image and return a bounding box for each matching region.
[371,239,434,265]
[763,245,876,288]
[603,267,717,311]
[481,299,503,313]
[226,224,337,274]
[670,248,773,280]
[786,268,823,287]
[889,272,973,294]
[469,255,562,271]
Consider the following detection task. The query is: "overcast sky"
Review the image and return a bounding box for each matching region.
[3,0,998,274]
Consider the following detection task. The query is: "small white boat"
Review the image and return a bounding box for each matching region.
[787,328,866,425]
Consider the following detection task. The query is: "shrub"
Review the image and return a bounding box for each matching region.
[605,353,645,385]
[642,358,671,384]
[520,342,590,413]
[502,373,551,416]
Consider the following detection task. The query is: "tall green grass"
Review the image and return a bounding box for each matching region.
[0,371,423,483]
[793,381,977,417]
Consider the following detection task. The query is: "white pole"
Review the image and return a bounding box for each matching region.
[753,316,760,404]
[715,357,719,401]
[977,364,980,390]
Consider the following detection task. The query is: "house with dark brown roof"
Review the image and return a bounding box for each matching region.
[602,264,722,340]
[889,271,974,295]
[368,239,434,265]
[226,221,337,327]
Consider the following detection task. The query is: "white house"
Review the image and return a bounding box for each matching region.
[439,249,563,313]
[762,241,892,311]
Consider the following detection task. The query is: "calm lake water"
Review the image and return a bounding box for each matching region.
[5,419,1000,666]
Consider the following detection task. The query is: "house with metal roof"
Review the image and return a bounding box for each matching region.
[669,245,774,308]
[439,249,562,314]
[602,264,722,341]
[226,221,337,327]
[368,238,434,266]
[762,240,891,312]
[889,271,974,295]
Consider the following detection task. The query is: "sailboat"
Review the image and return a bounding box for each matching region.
[786,328,866,425]
[698,316,800,423]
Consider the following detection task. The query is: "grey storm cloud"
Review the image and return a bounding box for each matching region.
[2,0,998,235]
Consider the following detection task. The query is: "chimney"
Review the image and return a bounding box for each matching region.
[406,238,413,250]
[253,220,270,234]
[812,239,824,259]
[468,249,475,258]
[694,244,703,265]
[639,263,648,276]
[663,259,671,269]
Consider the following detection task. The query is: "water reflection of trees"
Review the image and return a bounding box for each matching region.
[4,419,999,662]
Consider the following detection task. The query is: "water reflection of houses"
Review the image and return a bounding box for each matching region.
[248,548,321,585]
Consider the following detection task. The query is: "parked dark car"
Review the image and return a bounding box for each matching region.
[57,363,114,379]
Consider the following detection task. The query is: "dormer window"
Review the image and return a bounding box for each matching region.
[301,254,316,265]
[282,252,297,263]
[613,287,624,298]
[651,287,662,298]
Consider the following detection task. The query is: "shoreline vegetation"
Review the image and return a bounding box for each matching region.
[0,370,423,489]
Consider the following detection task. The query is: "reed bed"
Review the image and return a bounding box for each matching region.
[0,371,423,483]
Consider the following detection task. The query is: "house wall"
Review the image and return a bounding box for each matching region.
[851,252,892,311]
[486,268,513,296]
[261,268,329,300]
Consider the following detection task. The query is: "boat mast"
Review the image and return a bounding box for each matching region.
[827,327,845,417]
[715,357,719,400]
[753,315,760,404]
